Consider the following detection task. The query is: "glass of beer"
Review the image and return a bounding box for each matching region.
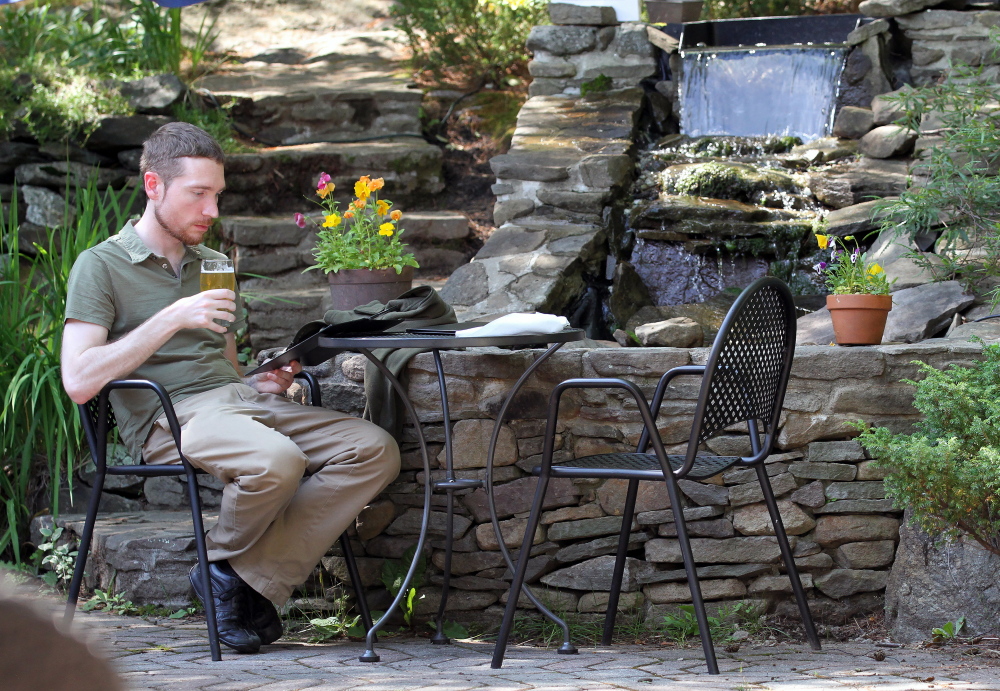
[200,259,236,293]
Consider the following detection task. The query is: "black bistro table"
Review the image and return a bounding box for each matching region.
[311,326,586,662]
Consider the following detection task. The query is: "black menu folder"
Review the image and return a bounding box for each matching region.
[244,318,402,376]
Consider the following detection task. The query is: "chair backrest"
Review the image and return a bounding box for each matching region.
[686,276,796,464]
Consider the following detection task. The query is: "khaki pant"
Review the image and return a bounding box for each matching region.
[143,383,400,605]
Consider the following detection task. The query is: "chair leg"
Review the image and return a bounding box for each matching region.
[338,533,375,638]
[185,469,222,662]
[602,478,639,645]
[64,470,106,625]
[756,465,821,651]
[663,473,719,674]
[491,474,552,669]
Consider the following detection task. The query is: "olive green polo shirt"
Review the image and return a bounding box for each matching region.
[65,221,245,462]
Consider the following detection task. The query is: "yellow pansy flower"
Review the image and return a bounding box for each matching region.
[317,182,335,199]
[354,180,370,199]
[322,213,341,228]
[868,263,884,275]
[379,223,394,236]
[375,200,390,216]
[815,234,829,249]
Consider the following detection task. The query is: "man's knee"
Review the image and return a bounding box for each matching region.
[366,425,401,481]
[236,442,308,495]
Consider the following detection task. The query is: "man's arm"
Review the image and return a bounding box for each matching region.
[224,333,302,395]
[61,289,237,404]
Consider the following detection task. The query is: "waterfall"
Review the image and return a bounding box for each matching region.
[679,46,847,141]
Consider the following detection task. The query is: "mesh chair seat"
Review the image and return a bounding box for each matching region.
[544,452,741,480]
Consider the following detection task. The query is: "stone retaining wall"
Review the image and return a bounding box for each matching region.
[63,340,985,625]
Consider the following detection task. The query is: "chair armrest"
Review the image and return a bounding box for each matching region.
[538,378,674,476]
[637,365,707,454]
[294,371,322,408]
[97,379,185,461]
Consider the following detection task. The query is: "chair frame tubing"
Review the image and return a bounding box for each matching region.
[63,373,374,661]
[491,278,819,674]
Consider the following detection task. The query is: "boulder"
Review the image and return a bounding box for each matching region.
[947,321,1000,341]
[608,261,652,328]
[832,106,875,139]
[859,0,942,19]
[870,88,910,124]
[87,115,174,150]
[541,555,642,591]
[823,200,887,238]
[15,161,127,190]
[858,125,917,159]
[22,186,70,228]
[886,518,1000,641]
[795,307,836,346]
[634,317,703,348]
[732,500,816,536]
[882,253,941,291]
[808,158,909,209]
[119,74,186,115]
[549,2,619,25]
[526,26,598,56]
[814,568,889,598]
[0,142,45,180]
[883,281,976,342]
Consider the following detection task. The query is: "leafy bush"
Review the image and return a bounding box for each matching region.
[856,343,1000,556]
[0,179,138,564]
[874,35,1000,290]
[390,0,547,87]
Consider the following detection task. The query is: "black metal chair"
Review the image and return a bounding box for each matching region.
[491,277,821,673]
[63,371,374,661]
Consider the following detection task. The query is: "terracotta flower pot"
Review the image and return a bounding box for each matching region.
[327,266,414,311]
[827,293,893,346]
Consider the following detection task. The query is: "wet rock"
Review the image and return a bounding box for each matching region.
[833,106,875,139]
[858,125,917,159]
[883,281,975,342]
[823,200,887,238]
[846,18,891,45]
[626,291,737,344]
[808,159,909,209]
[634,317,703,348]
[886,518,1000,641]
[119,74,186,114]
[658,161,803,205]
[608,261,652,328]
[871,87,910,124]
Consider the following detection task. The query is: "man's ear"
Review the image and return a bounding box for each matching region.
[143,171,164,200]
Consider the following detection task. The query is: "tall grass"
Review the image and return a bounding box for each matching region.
[0,179,138,563]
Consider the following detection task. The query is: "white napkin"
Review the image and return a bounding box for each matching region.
[455,312,570,338]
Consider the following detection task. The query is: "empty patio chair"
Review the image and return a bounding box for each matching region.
[491,276,820,673]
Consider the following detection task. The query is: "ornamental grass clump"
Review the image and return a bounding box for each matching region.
[297,174,419,274]
[815,233,891,295]
[856,343,1000,556]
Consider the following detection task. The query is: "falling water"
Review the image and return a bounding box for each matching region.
[679,46,847,141]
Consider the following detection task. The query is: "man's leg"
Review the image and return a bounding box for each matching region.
[224,388,401,605]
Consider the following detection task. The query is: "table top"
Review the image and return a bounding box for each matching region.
[317,327,586,350]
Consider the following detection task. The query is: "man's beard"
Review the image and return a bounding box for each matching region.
[154,203,203,246]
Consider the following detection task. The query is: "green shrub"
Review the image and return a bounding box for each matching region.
[874,35,1000,291]
[856,343,1000,557]
[0,179,138,564]
[390,0,547,87]
[18,67,132,144]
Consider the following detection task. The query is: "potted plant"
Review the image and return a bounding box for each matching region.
[296,173,419,310]
[816,233,893,345]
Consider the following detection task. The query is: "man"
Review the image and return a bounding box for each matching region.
[61,122,400,654]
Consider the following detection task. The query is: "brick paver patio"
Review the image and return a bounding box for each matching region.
[72,609,1000,691]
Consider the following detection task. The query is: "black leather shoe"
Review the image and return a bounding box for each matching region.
[247,589,283,645]
[188,561,261,654]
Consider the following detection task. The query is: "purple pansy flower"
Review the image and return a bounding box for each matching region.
[293,212,307,228]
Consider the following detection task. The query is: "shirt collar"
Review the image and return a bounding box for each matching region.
[113,221,208,265]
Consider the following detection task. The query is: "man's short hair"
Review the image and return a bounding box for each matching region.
[139,122,225,187]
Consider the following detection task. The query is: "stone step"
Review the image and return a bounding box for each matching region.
[33,512,218,608]
[220,140,443,216]
[195,53,422,147]
[220,211,472,316]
